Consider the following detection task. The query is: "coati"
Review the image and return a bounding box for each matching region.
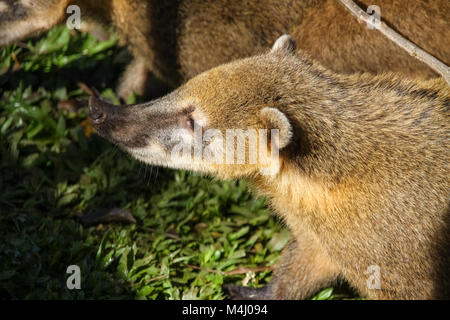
[88,35,450,299]
[1,0,449,99]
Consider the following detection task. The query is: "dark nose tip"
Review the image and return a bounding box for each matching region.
[88,96,109,124]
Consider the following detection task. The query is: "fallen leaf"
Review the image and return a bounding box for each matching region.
[80,208,137,226]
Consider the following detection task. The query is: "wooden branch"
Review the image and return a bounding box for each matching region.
[338,0,450,85]
[146,274,168,283]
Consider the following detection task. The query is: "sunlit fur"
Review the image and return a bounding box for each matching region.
[91,35,450,299]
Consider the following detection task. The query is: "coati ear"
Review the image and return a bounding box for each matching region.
[260,107,293,149]
[271,34,296,54]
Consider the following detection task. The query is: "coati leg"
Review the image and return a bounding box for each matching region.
[117,57,170,101]
[79,19,111,42]
[226,231,341,300]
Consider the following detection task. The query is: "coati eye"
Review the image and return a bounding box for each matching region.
[186,115,195,131]
[181,105,197,131]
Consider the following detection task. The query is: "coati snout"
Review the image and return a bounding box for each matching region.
[90,35,450,299]
[88,94,194,155]
[89,96,110,124]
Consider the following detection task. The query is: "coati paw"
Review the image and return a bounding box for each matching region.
[224,284,272,300]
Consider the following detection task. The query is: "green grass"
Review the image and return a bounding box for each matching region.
[0,25,340,300]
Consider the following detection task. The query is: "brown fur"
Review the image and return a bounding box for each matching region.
[1,0,449,98]
[89,35,450,299]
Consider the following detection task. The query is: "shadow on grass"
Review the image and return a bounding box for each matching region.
[0,128,176,299]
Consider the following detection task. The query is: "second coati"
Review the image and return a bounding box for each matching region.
[88,35,450,299]
[1,0,449,99]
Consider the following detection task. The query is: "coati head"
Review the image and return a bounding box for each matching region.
[89,35,310,179]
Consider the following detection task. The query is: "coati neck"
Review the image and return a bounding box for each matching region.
[249,62,448,237]
[260,53,449,190]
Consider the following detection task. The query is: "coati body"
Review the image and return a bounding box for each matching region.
[1,0,449,98]
[89,35,450,299]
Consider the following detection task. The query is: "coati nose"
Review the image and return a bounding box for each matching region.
[88,96,112,124]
